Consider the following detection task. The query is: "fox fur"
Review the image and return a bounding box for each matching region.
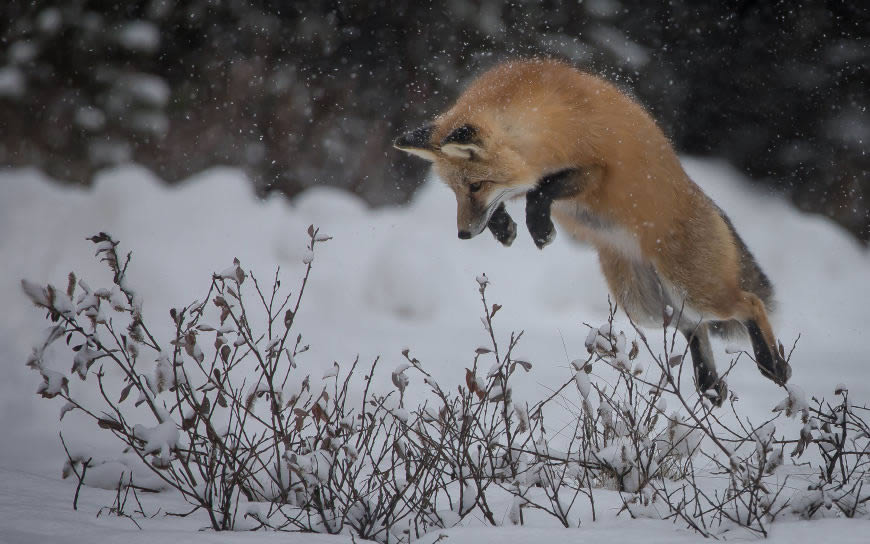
[394,58,791,404]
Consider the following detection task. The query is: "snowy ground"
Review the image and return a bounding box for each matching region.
[1,159,869,542]
[3,466,869,544]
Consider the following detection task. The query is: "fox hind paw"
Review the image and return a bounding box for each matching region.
[702,378,728,408]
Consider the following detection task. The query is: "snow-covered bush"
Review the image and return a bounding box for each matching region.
[22,230,870,541]
[21,228,462,541]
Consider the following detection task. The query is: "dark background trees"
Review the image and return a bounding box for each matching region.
[1,1,867,241]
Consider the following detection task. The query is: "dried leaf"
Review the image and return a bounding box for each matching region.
[66,272,77,298]
[118,381,134,403]
[491,303,502,317]
[465,368,485,400]
[312,403,326,423]
[182,413,196,431]
[199,396,211,416]
[629,341,639,360]
[97,417,124,432]
[668,355,683,367]
[465,368,475,393]
[475,347,492,355]
[514,360,532,372]
[233,257,246,284]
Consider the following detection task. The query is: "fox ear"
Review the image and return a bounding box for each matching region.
[441,143,485,160]
[440,124,486,160]
[394,124,438,162]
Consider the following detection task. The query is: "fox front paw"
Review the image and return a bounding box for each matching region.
[530,221,556,249]
[526,192,556,250]
[487,203,517,247]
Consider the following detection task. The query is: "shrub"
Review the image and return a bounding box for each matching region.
[22,229,870,541]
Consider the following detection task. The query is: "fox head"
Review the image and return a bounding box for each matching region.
[394,121,535,239]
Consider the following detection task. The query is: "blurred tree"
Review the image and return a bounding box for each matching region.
[1,0,867,241]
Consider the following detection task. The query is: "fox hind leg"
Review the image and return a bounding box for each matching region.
[732,291,792,386]
[745,317,792,386]
[682,324,728,407]
[598,248,728,406]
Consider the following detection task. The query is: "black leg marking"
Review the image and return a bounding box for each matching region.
[746,320,776,380]
[683,327,727,407]
[526,187,556,249]
[746,320,791,385]
[526,167,598,249]
[535,169,580,199]
[487,203,517,247]
[688,335,712,387]
[525,168,593,249]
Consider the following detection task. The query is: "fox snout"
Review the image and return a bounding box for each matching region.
[455,195,491,240]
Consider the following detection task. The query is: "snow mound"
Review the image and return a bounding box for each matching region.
[1,158,869,480]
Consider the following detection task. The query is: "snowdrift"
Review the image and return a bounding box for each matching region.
[0,159,868,542]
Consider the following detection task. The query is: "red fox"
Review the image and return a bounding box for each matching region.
[394,58,791,405]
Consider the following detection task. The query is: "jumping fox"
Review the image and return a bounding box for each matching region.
[394,59,792,405]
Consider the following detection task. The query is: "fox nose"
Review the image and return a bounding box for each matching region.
[458,230,472,240]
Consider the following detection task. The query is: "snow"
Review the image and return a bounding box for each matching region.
[573,367,591,399]
[112,73,171,108]
[116,21,161,53]
[89,140,132,164]
[1,158,869,541]
[0,66,25,98]
[1,467,867,544]
[35,8,62,34]
[8,41,38,64]
[0,468,352,544]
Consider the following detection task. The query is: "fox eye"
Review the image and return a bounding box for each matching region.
[469,181,483,193]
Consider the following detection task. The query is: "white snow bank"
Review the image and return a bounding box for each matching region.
[2,160,870,471]
[1,158,868,489]
[1,467,867,544]
[0,468,353,543]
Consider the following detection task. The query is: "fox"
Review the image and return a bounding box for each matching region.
[393,58,792,405]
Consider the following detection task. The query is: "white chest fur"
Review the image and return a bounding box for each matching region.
[552,200,644,261]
